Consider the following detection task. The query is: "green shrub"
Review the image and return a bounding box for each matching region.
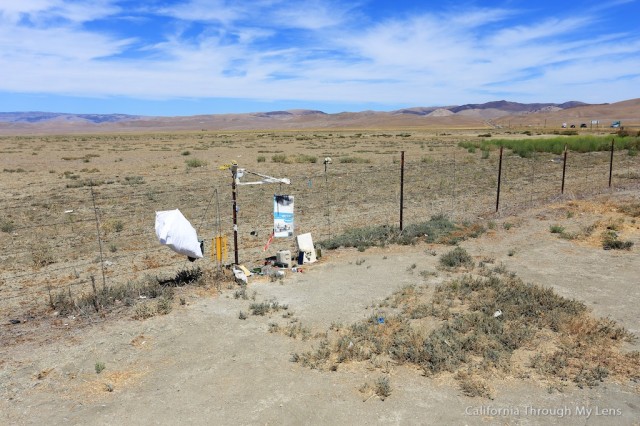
[439,247,474,269]
[295,154,317,163]
[602,230,634,250]
[549,225,565,234]
[319,215,460,250]
[156,297,172,315]
[272,154,287,163]
[1,220,15,233]
[374,376,392,400]
[339,156,371,164]
[185,158,207,168]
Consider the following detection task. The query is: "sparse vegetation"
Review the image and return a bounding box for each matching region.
[249,299,288,316]
[319,215,484,250]
[48,267,204,317]
[339,156,371,164]
[271,154,288,163]
[31,245,55,268]
[374,376,392,400]
[1,219,15,233]
[439,247,474,269]
[459,135,640,158]
[124,175,145,185]
[601,230,634,250]
[292,271,638,396]
[549,224,565,234]
[185,158,207,168]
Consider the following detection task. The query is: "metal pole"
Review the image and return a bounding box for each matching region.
[609,139,614,188]
[324,159,330,240]
[231,164,239,265]
[561,145,567,194]
[400,151,405,231]
[496,146,503,212]
[530,153,535,207]
[90,185,107,291]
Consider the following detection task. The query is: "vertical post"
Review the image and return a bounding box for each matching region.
[496,146,503,212]
[530,153,535,207]
[451,154,456,219]
[609,139,614,188]
[561,145,568,194]
[90,275,99,313]
[214,188,222,271]
[90,185,107,291]
[324,158,331,240]
[231,164,239,265]
[400,151,405,231]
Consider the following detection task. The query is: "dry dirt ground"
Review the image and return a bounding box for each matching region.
[2,129,638,322]
[1,193,639,425]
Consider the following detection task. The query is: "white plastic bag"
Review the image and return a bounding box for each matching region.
[155,209,203,259]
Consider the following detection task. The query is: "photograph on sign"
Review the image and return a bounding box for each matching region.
[274,195,294,237]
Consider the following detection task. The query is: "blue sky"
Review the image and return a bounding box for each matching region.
[0,0,639,115]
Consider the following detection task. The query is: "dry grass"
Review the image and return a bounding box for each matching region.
[291,268,639,397]
[81,369,148,398]
[0,129,637,328]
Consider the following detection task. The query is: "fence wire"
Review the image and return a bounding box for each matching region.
[1,147,638,317]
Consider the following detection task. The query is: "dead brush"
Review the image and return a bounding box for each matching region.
[292,270,639,396]
[601,230,634,250]
[618,201,640,217]
[438,247,474,270]
[249,298,287,316]
[318,215,483,250]
[49,267,207,318]
[455,370,492,399]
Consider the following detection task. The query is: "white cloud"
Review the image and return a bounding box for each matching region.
[0,1,638,108]
[157,0,244,24]
[0,0,119,24]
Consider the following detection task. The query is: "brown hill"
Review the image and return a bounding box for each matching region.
[0,99,637,134]
[493,99,640,129]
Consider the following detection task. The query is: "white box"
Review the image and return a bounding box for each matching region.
[276,250,292,267]
[296,233,317,264]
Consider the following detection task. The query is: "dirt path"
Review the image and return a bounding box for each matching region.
[2,196,639,425]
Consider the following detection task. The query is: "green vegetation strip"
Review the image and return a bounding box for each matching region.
[460,134,640,158]
[319,215,485,250]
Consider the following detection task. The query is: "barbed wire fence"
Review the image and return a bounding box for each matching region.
[1,146,638,319]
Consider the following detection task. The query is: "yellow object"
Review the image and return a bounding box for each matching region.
[212,236,228,262]
[238,264,252,277]
[218,160,238,170]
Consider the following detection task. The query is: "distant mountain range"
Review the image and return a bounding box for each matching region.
[0,101,590,124]
[1,99,637,134]
[0,112,141,124]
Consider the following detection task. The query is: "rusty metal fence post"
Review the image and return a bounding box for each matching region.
[400,151,405,231]
[609,139,614,188]
[561,145,568,194]
[496,146,503,212]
